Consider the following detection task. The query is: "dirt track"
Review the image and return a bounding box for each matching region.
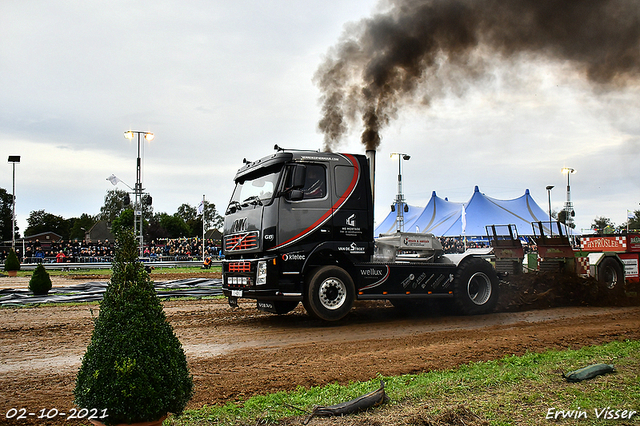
[1,274,639,425]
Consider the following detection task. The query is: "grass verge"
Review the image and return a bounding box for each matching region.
[166,339,639,425]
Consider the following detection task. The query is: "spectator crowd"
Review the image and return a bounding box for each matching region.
[1,237,222,264]
[1,235,535,264]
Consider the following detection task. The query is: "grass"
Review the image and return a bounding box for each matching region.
[165,339,640,426]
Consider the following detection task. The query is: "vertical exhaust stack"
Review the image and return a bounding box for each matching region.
[366,150,375,206]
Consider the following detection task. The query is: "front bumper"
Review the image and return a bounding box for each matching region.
[222,287,303,301]
[222,256,302,302]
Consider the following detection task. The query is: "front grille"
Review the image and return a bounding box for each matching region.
[228,261,251,272]
[225,231,259,251]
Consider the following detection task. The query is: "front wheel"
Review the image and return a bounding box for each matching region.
[452,258,500,315]
[303,265,355,321]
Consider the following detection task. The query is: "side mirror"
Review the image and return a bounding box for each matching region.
[291,165,306,189]
[289,189,304,201]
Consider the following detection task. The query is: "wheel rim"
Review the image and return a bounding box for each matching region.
[603,265,619,289]
[467,272,492,305]
[318,277,347,310]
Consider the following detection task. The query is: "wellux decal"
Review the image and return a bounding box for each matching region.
[359,266,390,290]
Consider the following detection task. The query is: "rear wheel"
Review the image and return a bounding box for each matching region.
[304,265,355,321]
[597,257,625,297]
[452,258,500,315]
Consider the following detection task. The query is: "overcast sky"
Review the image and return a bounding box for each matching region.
[1,0,639,238]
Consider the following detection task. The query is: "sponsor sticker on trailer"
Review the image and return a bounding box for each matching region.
[619,253,639,280]
[581,236,626,252]
[628,235,640,252]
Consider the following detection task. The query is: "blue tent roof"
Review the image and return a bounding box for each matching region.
[375,186,550,237]
[404,191,463,235]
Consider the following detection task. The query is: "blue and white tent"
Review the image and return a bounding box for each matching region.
[375,186,550,237]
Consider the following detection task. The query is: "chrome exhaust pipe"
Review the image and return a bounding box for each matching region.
[366,149,375,205]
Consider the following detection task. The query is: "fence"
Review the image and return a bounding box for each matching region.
[7,259,222,271]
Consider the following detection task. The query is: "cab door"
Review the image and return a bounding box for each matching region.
[275,163,332,251]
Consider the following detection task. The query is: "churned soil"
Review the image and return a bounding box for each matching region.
[0,272,639,425]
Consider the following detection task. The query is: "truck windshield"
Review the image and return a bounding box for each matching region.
[229,168,281,210]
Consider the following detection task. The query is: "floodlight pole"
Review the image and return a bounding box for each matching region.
[561,168,576,231]
[546,185,554,236]
[8,156,20,250]
[390,152,410,232]
[124,130,154,257]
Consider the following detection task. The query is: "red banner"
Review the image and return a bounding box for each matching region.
[581,236,626,252]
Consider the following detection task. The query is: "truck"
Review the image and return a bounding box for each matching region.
[221,146,500,321]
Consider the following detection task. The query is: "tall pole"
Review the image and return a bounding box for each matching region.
[546,185,554,236]
[8,156,20,250]
[12,162,16,250]
[202,194,206,260]
[125,131,154,258]
[561,168,575,231]
[390,152,410,232]
[136,132,142,257]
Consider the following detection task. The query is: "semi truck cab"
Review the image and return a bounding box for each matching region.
[222,147,374,316]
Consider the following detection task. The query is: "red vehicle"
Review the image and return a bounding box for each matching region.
[488,222,637,296]
[531,221,636,295]
[579,233,640,284]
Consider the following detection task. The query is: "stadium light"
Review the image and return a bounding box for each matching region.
[124,131,154,257]
[390,152,410,232]
[8,156,20,250]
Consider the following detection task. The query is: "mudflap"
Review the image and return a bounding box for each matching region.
[228,296,239,308]
[257,300,300,315]
[257,300,277,313]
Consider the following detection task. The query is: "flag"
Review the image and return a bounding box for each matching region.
[461,204,467,234]
[629,210,635,220]
[106,174,120,186]
[197,200,204,215]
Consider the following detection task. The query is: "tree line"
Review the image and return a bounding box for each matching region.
[0,188,224,242]
[1,186,638,241]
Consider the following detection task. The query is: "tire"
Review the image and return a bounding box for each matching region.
[303,265,355,321]
[452,257,500,315]
[597,257,625,297]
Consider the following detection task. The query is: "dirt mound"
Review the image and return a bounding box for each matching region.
[407,405,488,426]
[497,271,639,312]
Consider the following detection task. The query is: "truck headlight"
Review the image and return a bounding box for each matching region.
[256,260,267,285]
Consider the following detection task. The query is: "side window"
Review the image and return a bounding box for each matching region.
[301,164,326,199]
[334,165,358,200]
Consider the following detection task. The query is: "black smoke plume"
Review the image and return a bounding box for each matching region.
[315,0,640,152]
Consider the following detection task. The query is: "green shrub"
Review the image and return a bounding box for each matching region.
[29,264,52,295]
[4,249,20,272]
[74,230,193,425]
